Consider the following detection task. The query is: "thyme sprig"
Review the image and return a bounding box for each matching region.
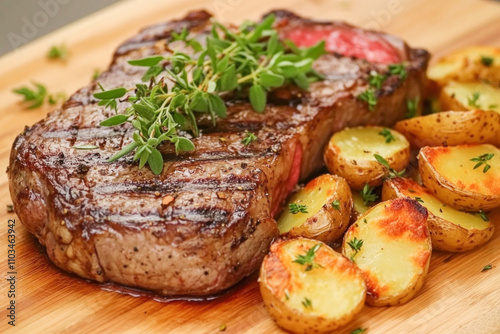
[378,127,395,143]
[347,237,363,262]
[360,183,378,206]
[374,154,405,178]
[471,153,494,173]
[293,244,323,271]
[93,14,326,174]
[13,82,65,109]
[289,203,309,214]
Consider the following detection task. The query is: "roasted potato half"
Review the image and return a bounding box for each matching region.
[324,126,410,190]
[394,110,500,148]
[439,81,500,113]
[419,145,500,211]
[278,174,352,243]
[260,238,366,333]
[382,177,494,252]
[342,198,432,306]
[428,46,500,88]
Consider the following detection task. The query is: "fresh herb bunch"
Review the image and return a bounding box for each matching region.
[93,14,326,174]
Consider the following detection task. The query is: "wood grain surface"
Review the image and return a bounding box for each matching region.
[1,0,500,333]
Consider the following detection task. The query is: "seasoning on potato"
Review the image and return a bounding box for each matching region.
[342,198,432,306]
[382,177,494,252]
[277,174,353,243]
[259,238,366,333]
[428,45,500,89]
[439,81,500,113]
[418,144,500,211]
[324,126,410,190]
[394,110,500,148]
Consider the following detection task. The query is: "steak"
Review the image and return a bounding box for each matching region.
[8,10,429,296]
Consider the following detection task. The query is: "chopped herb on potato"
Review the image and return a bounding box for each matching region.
[288,203,308,214]
[360,183,378,206]
[342,199,431,306]
[382,177,494,252]
[470,153,494,173]
[347,237,363,261]
[467,92,481,108]
[325,126,410,189]
[260,239,366,332]
[378,128,395,143]
[481,55,494,67]
[293,243,322,271]
[302,297,313,309]
[278,174,352,243]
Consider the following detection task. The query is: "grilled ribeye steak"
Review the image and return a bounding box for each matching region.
[9,10,429,295]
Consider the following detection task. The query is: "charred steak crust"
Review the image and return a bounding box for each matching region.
[8,10,429,296]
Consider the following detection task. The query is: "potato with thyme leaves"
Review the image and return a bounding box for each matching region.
[324,126,410,190]
[418,144,500,211]
[342,198,432,306]
[277,174,352,243]
[382,177,494,252]
[259,238,366,333]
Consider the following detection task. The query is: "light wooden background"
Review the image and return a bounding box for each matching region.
[1,0,500,333]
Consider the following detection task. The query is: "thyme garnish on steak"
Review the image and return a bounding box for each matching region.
[93,14,326,174]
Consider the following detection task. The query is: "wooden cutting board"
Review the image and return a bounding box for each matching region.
[1,0,500,333]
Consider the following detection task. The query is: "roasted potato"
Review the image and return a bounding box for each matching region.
[324,126,410,190]
[419,144,500,211]
[260,238,366,333]
[342,198,432,306]
[278,174,352,243]
[428,46,500,89]
[394,110,500,148]
[439,81,500,113]
[382,177,494,252]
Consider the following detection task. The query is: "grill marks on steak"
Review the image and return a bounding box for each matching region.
[8,10,429,295]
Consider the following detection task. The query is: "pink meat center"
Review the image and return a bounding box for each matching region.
[271,142,302,217]
[283,26,400,64]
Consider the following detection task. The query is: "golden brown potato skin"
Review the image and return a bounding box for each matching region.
[259,238,366,334]
[418,145,500,211]
[394,110,500,148]
[438,81,500,114]
[324,127,410,190]
[428,46,500,88]
[280,174,353,243]
[382,177,495,252]
[342,198,431,306]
